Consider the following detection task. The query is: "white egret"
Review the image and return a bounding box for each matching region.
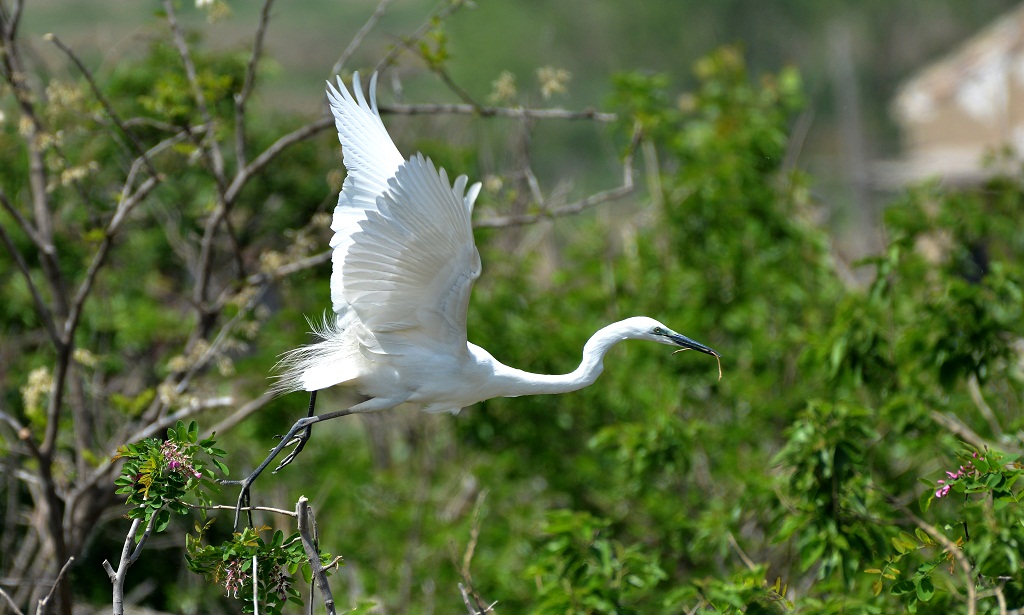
[227,73,719,523]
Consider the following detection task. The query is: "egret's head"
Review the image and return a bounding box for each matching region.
[621,316,719,357]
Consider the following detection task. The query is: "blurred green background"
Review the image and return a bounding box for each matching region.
[2,1,1023,613]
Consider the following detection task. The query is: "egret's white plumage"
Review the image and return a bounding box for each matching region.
[275,72,719,416]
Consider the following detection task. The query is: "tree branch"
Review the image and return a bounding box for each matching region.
[234,0,275,169]
[374,0,470,73]
[162,0,225,185]
[380,102,616,122]
[34,556,73,615]
[330,0,395,78]
[474,123,640,228]
[45,33,158,178]
[296,497,336,615]
[897,502,976,615]
[224,116,334,204]
[0,217,59,345]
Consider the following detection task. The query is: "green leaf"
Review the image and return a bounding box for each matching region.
[154,508,171,533]
[915,576,935,602]
[914,528,934,546]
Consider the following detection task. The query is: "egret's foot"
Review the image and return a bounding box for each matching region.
[274,423,312,473]
[218,475,255,529]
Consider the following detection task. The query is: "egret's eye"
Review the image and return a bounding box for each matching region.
[653,327,664,335]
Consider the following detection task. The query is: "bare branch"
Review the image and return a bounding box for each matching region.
[0,187,48,253]
[203,391,276,439]
[330,0,395,77]
[127,512,160,566]
[431,64,484,111]
[245,249,332,286]
[374,0,470,73]
[929,411,1015,454]
[296,497,336,615]
[123,396,235,446]
[106,517,142,615]
[225,116,334,204]
[4,0,25,42]
[380,102,616,122]
[162,0,226,185]
[185,502,297,517]
[967,375,1003,438]
[34,556,73,615]
[45,34,158,178]
[474,124,640,229]
[234,0,276,169]
[1,15,68,325]
[0,585,25,615]
[0,218,59,345]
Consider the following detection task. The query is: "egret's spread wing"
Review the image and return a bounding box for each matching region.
[344,153,482,353]
[326,73,406,315]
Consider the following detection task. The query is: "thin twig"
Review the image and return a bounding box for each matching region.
[162,0,225,184]
[0,585,25,615]
[184,502,297,517]
[967,375,1003,438]
[224,116,334,204]
[127,509,162,566]
[898,504,977,615]
[244,249,332,287]
[204,391,277,438]
[330,0,395,77]
[45,34,157,178]
[374,0,470,73]
[0,219,59,345]
[432,64,484,111]
[727,533,757,571]
[474,123,641,229]
[234,0,276,169]
[380,102,616,122]
[63,175,160,341]
[0,187,49,254]
[35,556,73,615]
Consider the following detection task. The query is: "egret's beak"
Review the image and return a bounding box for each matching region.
[665,330,722,380]
[666,331,719,357]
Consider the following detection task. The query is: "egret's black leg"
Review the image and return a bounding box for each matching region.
[275,390,318,472]
[221,393,360,529]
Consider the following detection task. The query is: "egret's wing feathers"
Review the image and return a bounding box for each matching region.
[344,154,481,354]
[326,73,406,315]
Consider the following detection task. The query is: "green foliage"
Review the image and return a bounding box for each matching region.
[113,420,226,531]
[5,4,1024,611]
[526,510,667,614]
[185,523,335,615]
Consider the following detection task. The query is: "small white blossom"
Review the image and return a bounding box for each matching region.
[489,71,517,103]
[537,66,571,100]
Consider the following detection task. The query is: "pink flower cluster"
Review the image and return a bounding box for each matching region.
[935,453,979,498]
[268,564,291,601]
[222,559,248,598]
[160,440,202,479]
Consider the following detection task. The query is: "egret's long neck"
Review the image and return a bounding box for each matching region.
[486,323,628,398]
